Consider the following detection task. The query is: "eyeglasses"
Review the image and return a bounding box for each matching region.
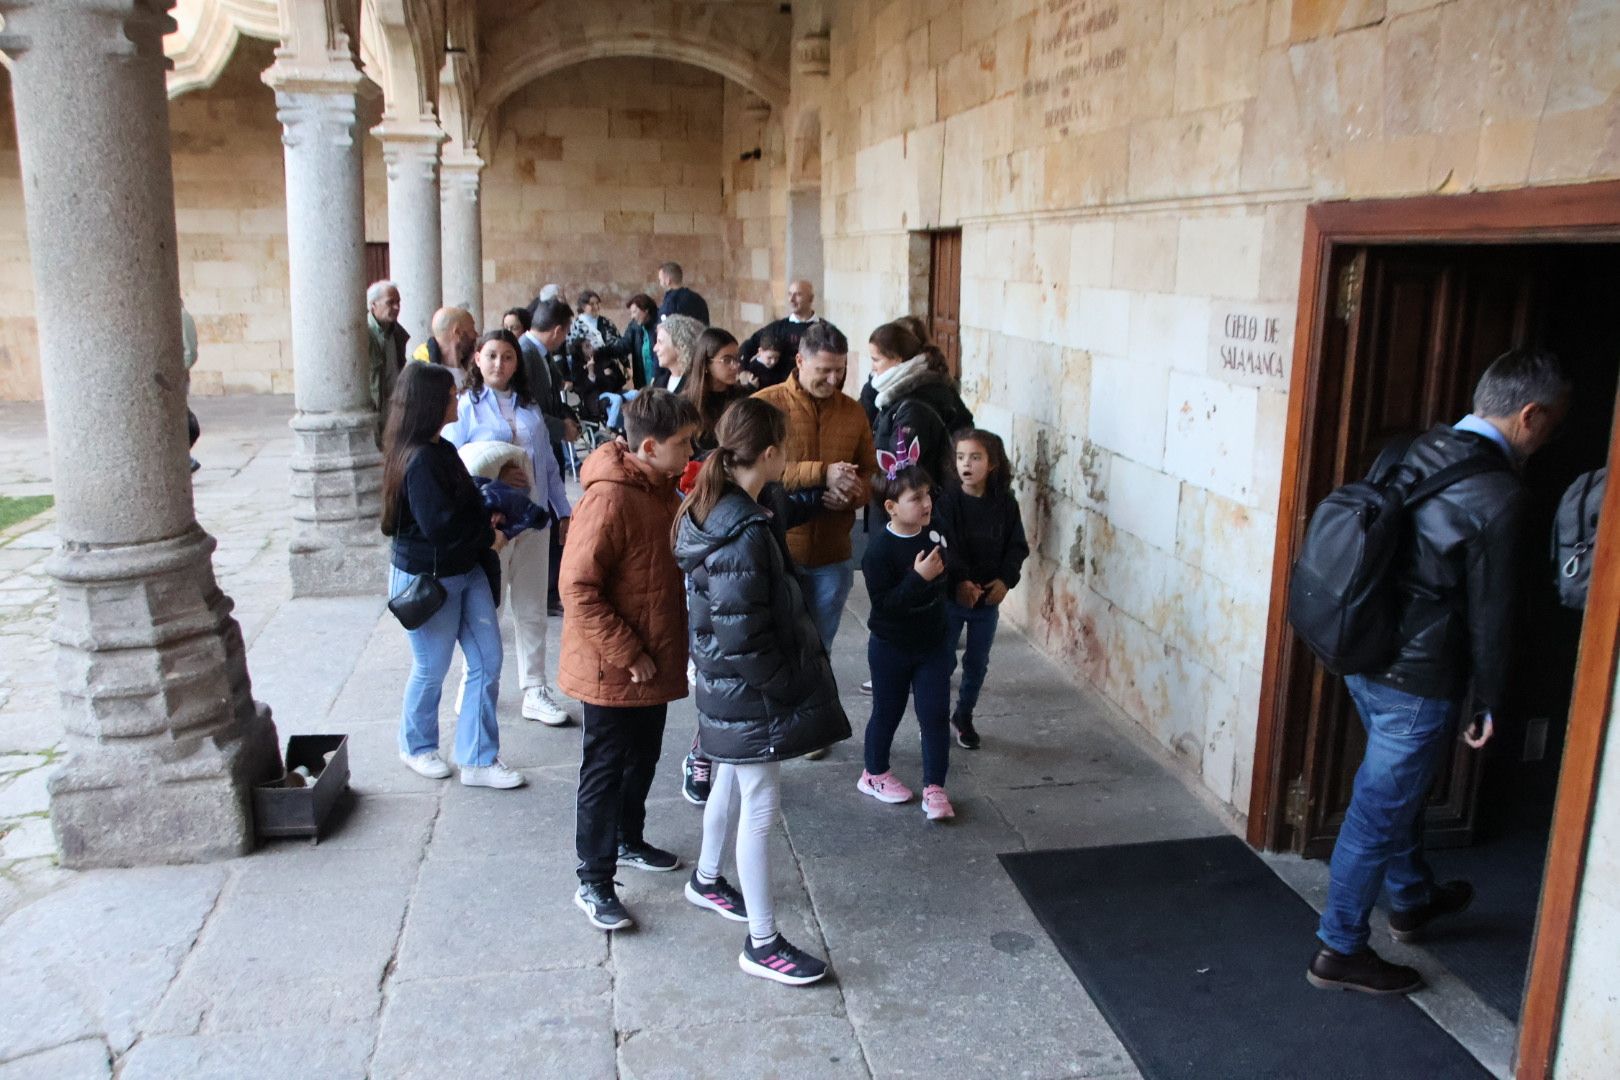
[715,355,741,368]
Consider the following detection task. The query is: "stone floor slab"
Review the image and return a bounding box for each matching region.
[0,1040,111,1080]
[619,1015,868,1080]
[371,970,616,1080]
[118,1027,373,1080]
[395,852,606,978]
[0,866,227,1058]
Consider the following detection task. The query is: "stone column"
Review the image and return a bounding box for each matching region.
[440,155,485,325]
[266,58,386,597]
[0,0,280,867]
[376,123,446,345]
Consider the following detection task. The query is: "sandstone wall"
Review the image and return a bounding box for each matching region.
[720,83,789,335]
[819,0,1620,814]
[480,59,730,329]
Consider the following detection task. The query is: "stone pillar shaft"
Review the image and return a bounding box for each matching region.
[269,65,385,596]
[379,126,445,344]
[441,160,484,324]
[0,0,280,868]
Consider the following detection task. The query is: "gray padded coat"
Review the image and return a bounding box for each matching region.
[673,487,851,764]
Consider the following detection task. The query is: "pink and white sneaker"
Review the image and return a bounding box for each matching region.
[857,770,913,804]
[922,785,955,821]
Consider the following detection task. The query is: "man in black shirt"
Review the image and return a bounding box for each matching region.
[656,261,709,325]
[740,279,820,390]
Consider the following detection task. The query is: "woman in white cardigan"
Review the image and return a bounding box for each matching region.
[442,329,574,726]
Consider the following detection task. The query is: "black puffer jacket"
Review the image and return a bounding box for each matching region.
[872,374,974,488]
[673,487,851,763]
[1366,424,1526,711]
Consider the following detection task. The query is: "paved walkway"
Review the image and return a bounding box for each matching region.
[0,397,1508,1079]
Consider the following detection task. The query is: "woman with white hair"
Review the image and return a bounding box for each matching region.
[442,328,575,727]
[653,313,705,396]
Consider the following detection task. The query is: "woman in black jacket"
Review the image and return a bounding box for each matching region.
[381,363,523,791]
[867,320,974,501]
[671,397,850,986]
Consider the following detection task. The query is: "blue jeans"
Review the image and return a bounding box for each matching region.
[946,601,1001,713]
[864,636,953,787]
[392,565,504,767]
[795,560,854,650]
[1317,674,1460,955]
[600,389,639,429]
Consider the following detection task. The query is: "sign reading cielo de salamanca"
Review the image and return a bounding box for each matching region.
[1208,303,1294,389]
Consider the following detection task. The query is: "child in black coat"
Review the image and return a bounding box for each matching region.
[859,443,956,821]
[933,429,1029,749]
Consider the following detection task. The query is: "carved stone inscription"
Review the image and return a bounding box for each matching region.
[1020,0,1128,135]
[1209,303,1293,389]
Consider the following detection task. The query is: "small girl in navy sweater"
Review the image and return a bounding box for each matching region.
[933,429,1029,749]
[859,445,956,821]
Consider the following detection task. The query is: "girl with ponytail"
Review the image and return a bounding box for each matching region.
[671,397,850,986]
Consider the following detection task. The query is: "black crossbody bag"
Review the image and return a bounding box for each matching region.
[388,546,446,630]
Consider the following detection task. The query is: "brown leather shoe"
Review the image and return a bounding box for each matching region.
[1389,880,1474,943]
[1306,946,1424,995]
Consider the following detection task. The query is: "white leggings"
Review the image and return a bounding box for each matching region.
[698,761,781,943]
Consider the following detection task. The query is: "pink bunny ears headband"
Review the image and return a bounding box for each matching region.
[876,437,921,481]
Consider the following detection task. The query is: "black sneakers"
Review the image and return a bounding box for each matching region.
[682,749,712,805]
[739,933,829,986]
[952,707,981,750]
[684,872,749,922]
[1389,880,1474,943]
[1306,946,1423,995]
[575,881,632,931]
[617,840,680,872]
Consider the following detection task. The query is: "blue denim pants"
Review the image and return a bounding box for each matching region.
[864,636,953,787]
[795,559,854,651]
[946,600,1001,713]
[391,565,504,767]
[600,389,639,429]
[1316,674,1460,955]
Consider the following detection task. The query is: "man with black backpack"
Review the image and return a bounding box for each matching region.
[1304,348,1569,996]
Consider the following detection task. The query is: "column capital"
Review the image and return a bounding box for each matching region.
[0,0,175,63]
[262,50,364,99]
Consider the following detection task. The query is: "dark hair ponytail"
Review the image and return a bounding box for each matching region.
[870,321,952,383]
[672,397,789,542]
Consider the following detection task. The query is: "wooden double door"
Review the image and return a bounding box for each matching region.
[1275,243,1620,858]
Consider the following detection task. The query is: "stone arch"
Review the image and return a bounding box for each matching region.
[360,0,443,125]
[474,37,788,143]
[164,0,279,97]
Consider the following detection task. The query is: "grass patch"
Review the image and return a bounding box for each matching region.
[0,495,52,534]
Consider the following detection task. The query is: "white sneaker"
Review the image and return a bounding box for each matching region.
[460,760,526,789]
[399,750,452,779]
[523,685,571,726]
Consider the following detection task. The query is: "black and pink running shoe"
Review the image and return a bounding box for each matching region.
[738,933,828,986]
[684,872,748,923]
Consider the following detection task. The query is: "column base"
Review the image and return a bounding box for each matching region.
[49,702,282,869]
[45,524,284,868]
[289,408,385,598]
[289,538,387,597]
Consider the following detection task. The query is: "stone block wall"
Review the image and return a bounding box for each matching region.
[720,82,788,336]
[479,59,730,328]
[819,0,1620,815]
[0,39,290,400]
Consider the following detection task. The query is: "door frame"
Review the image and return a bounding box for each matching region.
[1246,181,1620,1079]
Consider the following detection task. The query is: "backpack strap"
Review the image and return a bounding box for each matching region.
[1403,452,1509,507]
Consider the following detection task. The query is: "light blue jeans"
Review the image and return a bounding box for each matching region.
[795,559,854,650]
[1317,674,1460,955]
[392,564,504,767]
[599,389,640,429]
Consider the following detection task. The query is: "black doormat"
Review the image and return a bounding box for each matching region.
[1000,836,1491,1080]
[1424,815,1551,1021]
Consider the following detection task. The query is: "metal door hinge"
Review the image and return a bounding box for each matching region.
[1284,775,1309,829]
[1335,256,1364,323]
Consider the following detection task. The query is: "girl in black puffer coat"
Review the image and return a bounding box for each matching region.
[672,397,850,986]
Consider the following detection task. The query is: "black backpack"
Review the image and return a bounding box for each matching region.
[1553,467,1607,610]
[1287,446,1506,676]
